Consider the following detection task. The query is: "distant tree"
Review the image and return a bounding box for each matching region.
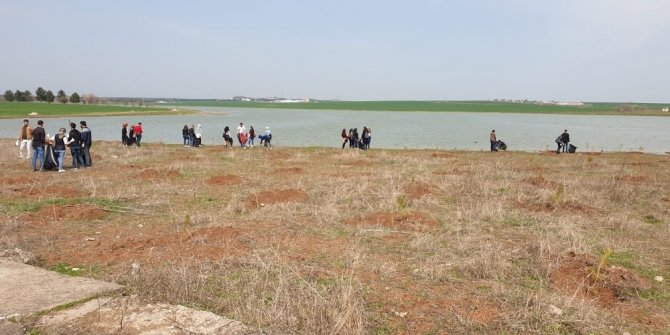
[14,90,24,102]
[3,90,14,102]
[35,87,46,102]
[57,89,67,104]
[69,92,81,104]
[45,90,55,103]
[82,93,102,105]
[23,90,33,102]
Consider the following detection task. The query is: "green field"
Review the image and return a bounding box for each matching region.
[176,99,670,116]
[0,102,174,118]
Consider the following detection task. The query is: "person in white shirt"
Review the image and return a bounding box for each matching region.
[236,122,246,147]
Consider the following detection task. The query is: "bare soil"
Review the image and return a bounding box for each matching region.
[1,140,668,334]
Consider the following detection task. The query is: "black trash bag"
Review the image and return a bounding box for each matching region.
[568,144,577,153]
[43,144,58,171]
[497,140,507,151]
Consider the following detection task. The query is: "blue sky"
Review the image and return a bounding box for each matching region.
[1,0,669,102]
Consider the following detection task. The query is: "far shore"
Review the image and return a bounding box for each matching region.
[0,102,201,119]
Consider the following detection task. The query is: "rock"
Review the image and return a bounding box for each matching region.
[86,237,95,241]
[131,262,141,276]
[0,248,36,264]
[137,224,143,228]
[548,304,563,316]
[654,276,664,282]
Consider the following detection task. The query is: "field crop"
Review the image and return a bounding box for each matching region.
[176,99,670,116]
[0,102,176,118]
[1,140,669,334]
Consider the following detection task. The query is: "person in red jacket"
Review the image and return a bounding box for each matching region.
[134,123,143,147]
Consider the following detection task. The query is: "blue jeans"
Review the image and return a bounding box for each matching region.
[55,150,65,170]
[135,135,142,146]
[70,146,85,168]
[32,146,44,171]
[183,135,189,145]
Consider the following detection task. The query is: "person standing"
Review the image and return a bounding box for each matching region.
[188,124,195,147]
[237,122,246,147]
[51,128,67,172]
[31,120,46,172]
[122,123,129,146]
[490,130,498,151]
[561,129,570,153]
[68,122,85,169]
[341,128,348,149]
[195,124,203,147]
[248,126,256,147]
[17,119,33,159]
[134,122,143,146]
[182,125,189,147]
[80,121,92,167]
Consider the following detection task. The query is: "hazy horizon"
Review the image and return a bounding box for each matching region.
[2,1,669,103]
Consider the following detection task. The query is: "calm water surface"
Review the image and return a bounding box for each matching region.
[1,106,669,153]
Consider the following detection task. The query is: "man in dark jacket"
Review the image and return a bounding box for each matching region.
[80,120,92,167]
[68,122,85,169]
[561,129,570,153]
[31,120,46,171]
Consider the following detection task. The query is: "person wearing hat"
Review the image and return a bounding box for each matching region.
[31,120,46,171]
[17,119,33,159]
[80,120,92,167]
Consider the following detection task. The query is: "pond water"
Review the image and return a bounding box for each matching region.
[1,106,669,153]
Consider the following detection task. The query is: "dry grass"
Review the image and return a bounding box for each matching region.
[1,139,669,334]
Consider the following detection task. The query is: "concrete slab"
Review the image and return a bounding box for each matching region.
[35,296,255,335]
[0,260,122,318]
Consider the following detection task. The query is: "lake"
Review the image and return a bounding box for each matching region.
[1,106,669,153]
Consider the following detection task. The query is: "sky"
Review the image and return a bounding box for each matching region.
[1,0,669,102]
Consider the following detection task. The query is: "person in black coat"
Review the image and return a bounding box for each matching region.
[561,129,570,153]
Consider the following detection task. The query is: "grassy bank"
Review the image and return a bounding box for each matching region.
[0,102,192,119]
[176,99,670,116]
[1,141,669,334]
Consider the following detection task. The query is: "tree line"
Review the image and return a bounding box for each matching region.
[3,87,85,104]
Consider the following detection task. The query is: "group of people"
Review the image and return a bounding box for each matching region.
[18,119,92,172]
[121,122,144,147]
[487,129,573,153]
[341,127,372,150]
[181,124,203,147]
[223,122,272,148]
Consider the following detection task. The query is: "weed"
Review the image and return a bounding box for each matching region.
[643,214,662,225]
[49,263,83,277]
[552,184,565,204]
[396,195,409,211]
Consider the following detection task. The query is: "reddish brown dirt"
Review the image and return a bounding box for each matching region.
[344,211,438,230]
[404,181,433,199]
[23,204,107,225]
[137,168,180,180]
[523,175,559,189]
[247,189,308,208]
[515,200,597,214]
[432,168,472,176]
[44,226,249,266]
[336,159,369,167]
[615,175,649,184]
[205,175,244,185]
[551,252,651,308]
[273,167,303,175]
